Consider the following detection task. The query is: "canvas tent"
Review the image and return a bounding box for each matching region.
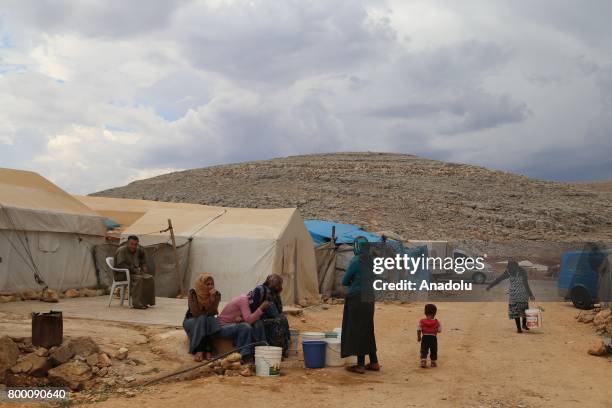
[0,168,107,293]
[76,196,320,305]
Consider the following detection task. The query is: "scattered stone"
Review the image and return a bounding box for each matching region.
[98,353,112,367]
[321,304,330,310]
[97,367,109,377]
[0,294,18,303]
[85,353,99,367]
[213,366,225,375]
[124,375,136,383]
[0,336,21,382]
[239,367,253,377]
[79,288,99,297]
[20,290,41,300]
[11,353,50,377]
[91,366,100,375]
[225,352,241,363]
[587,340,608,356]
[135,337,149,345]
[40,289,59,303]
[64,289,80,298]
[115,347,129,360]
[5,373,50,387]
[47,361,93,391]
[300,318,307,323]
[35,348,49,357]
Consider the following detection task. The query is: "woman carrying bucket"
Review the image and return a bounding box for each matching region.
[341,236,380,374]
[487,260,535,333]
[183,273,221,362]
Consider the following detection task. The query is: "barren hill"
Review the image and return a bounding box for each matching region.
[94,152,612,243]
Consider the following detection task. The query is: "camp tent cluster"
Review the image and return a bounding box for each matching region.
[0,168,320,306]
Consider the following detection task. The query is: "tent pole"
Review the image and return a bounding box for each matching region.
[168,219,185,295]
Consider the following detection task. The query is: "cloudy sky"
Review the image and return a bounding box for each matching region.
[1,0,610,193]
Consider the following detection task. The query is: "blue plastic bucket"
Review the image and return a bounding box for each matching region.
[302,340,327,368]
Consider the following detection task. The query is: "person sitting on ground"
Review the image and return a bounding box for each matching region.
[113,235,155,309]
[417,303,441,368]
[217,291,269,363]
[183,273,221,362]
[486,259,535,333]
[248,274,291,357]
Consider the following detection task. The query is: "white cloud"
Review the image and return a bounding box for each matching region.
[0,0,610,194]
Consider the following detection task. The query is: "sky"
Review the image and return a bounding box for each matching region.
[0,0,611,194]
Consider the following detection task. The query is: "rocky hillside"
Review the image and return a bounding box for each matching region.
[94,153,612,244]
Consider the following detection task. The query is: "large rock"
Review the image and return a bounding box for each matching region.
[20,290,41,300]
[68,337,100,357]
[47,361,92,391]
[49,343,75,365]
[97,353,112,368]
[0,336,20,383]
[5,373,50,387]
[64,289,80,298]
[11,353,50,377]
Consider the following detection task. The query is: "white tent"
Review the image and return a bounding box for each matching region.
[76,196,320,305]
[0,168,107,293]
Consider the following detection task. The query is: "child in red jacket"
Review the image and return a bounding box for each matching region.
[417,304,441,368]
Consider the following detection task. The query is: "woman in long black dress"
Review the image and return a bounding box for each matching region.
[341,237,379,374]
[183,273,221,361]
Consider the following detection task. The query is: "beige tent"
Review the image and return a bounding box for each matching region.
[76,196,320,305]
[0,168,107,293]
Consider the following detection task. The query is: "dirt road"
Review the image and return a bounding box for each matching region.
[41,301,608,408]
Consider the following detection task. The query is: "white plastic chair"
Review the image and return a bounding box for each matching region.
[106,257,131,307]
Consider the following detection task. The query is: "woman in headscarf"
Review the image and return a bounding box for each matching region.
[341,237,380,374]
[487,260,535,333]
[183,273,221,361]
[248,274,291,357]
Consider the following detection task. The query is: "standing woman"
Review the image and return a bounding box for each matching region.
[487,260,535,333]
[183,273,221,361]
[341,236,380,374]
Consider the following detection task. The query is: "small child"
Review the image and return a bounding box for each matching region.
[417,303,441,368]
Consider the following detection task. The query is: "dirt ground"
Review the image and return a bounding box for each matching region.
[2,301,611,408]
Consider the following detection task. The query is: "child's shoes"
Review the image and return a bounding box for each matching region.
[420,359,427,368]
[430,360,437,368]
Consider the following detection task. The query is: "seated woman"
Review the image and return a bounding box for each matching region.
[217,290,269,363]
[182,273,221,362]
[248,274,291,357]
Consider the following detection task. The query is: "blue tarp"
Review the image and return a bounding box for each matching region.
[104,218,121,230]
[304,220,382,246]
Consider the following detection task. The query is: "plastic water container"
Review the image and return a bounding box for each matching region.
[288,329,299,356]
[254,346,283,377]
[302,331,325,342]
[325,338,344,366]
[303,340,326,368]
[525,308,543,329]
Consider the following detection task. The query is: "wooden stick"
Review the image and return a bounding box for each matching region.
[168,219,185,295]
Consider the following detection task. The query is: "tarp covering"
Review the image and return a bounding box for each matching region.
[305,220,382,246]
[0,168,107,293]
[78,196,320,305]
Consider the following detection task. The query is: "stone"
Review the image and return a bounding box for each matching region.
[97,353,112,368]
[11,353,50,377]
[5,373,49,387]
[20,290,41,300]
[67,337,100,357]
[587,340,607,356]
[80,288,99,297]
[49,343,75,365]
[594,309,611,326]
[91,366,100,375]
[35,348,49,357]
[225,352,241,363]
[0,294,17,303]
[47,361,92,391]
[0,336,21,382]
[64,289,80,298]
[86,353,99,367]
[239,367,253,377]
[115,347,128,360]
[40,289,59,303]
[97,367,108,377]
[124,375,135,383]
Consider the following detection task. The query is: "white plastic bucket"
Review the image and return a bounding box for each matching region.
[325,338,344,367]
[525,308,543,329]
[302,331,325,342]
[288,330,299,356]
[254,346,282,377]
